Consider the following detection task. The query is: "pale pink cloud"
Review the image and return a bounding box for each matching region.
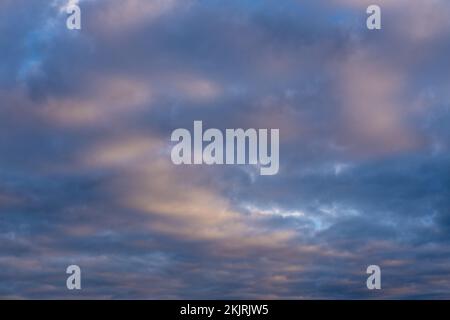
[334,50,424,156]
[40,76,152,127]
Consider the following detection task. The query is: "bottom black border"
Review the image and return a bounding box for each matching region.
[1,300,447,318]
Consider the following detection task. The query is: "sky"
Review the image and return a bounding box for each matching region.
[0,0,450,299]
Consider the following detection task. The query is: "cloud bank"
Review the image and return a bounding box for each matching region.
[0,0,449,299]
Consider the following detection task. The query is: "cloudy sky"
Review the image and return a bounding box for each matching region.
[1,0,450,299]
